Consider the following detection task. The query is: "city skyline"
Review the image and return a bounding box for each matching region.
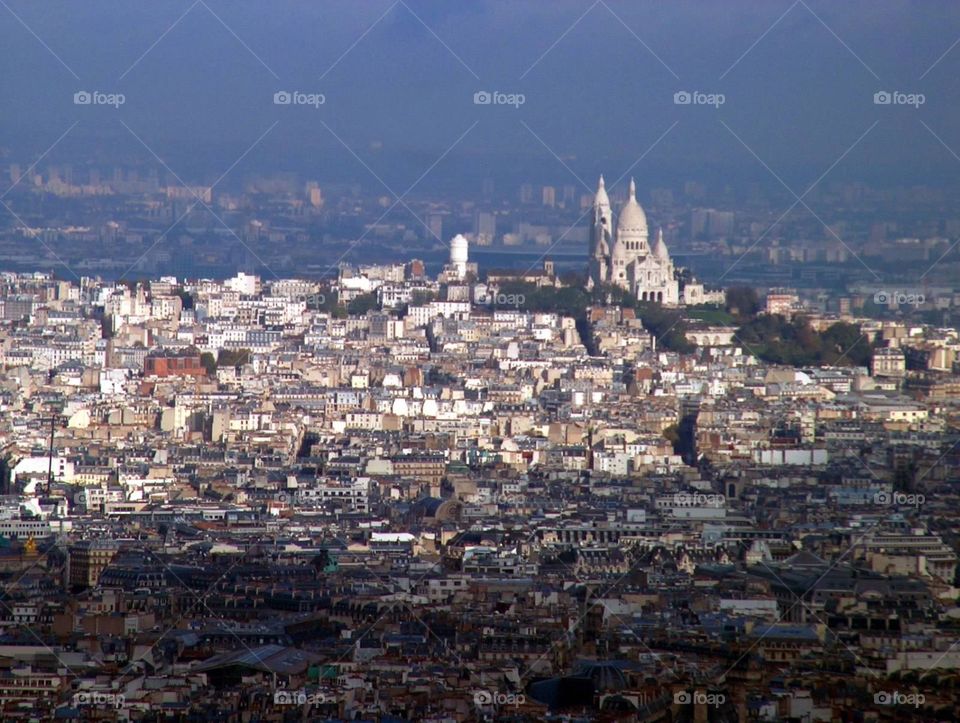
[2,2,960,721]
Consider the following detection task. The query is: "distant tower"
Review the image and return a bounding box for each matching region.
[449,234,469,279]
[587,176,613,291]
[307,186,324,208]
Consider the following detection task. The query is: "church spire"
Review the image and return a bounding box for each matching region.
[628,177,636,201]
[594,175,610,208]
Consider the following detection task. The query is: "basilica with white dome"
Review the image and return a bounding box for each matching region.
[586,176,679,305]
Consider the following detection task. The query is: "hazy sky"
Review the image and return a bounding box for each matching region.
[2,1,960,192]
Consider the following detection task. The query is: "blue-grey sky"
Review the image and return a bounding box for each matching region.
[2,0,959,192]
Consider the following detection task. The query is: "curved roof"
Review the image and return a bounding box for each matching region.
[651,228,670,260]
[610,236,628,263]
[616,179,648,240]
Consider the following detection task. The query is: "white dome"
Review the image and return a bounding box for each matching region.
[616,179,648,240]
[652,228,670,260]
[611,237,627,263]
[450,234,469,265]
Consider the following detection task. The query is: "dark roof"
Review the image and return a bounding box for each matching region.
[194,644,322,676]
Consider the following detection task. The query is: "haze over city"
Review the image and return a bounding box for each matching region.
[4,1,960,185]
[1,2,960,721]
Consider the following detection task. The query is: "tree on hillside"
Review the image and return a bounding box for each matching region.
[738,315,873,367]
[217,348,251,368]
[200,352,217,375]
[636,301,696,353]
[725,286,761,319]
[347,291,379,315]
[175,288,195,310]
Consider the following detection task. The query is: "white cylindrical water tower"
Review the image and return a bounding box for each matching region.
[450,233,469,279]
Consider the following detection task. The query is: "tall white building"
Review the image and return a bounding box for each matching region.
[437,233,476,284]
[449,234,469,279]
[587,176,679,304]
